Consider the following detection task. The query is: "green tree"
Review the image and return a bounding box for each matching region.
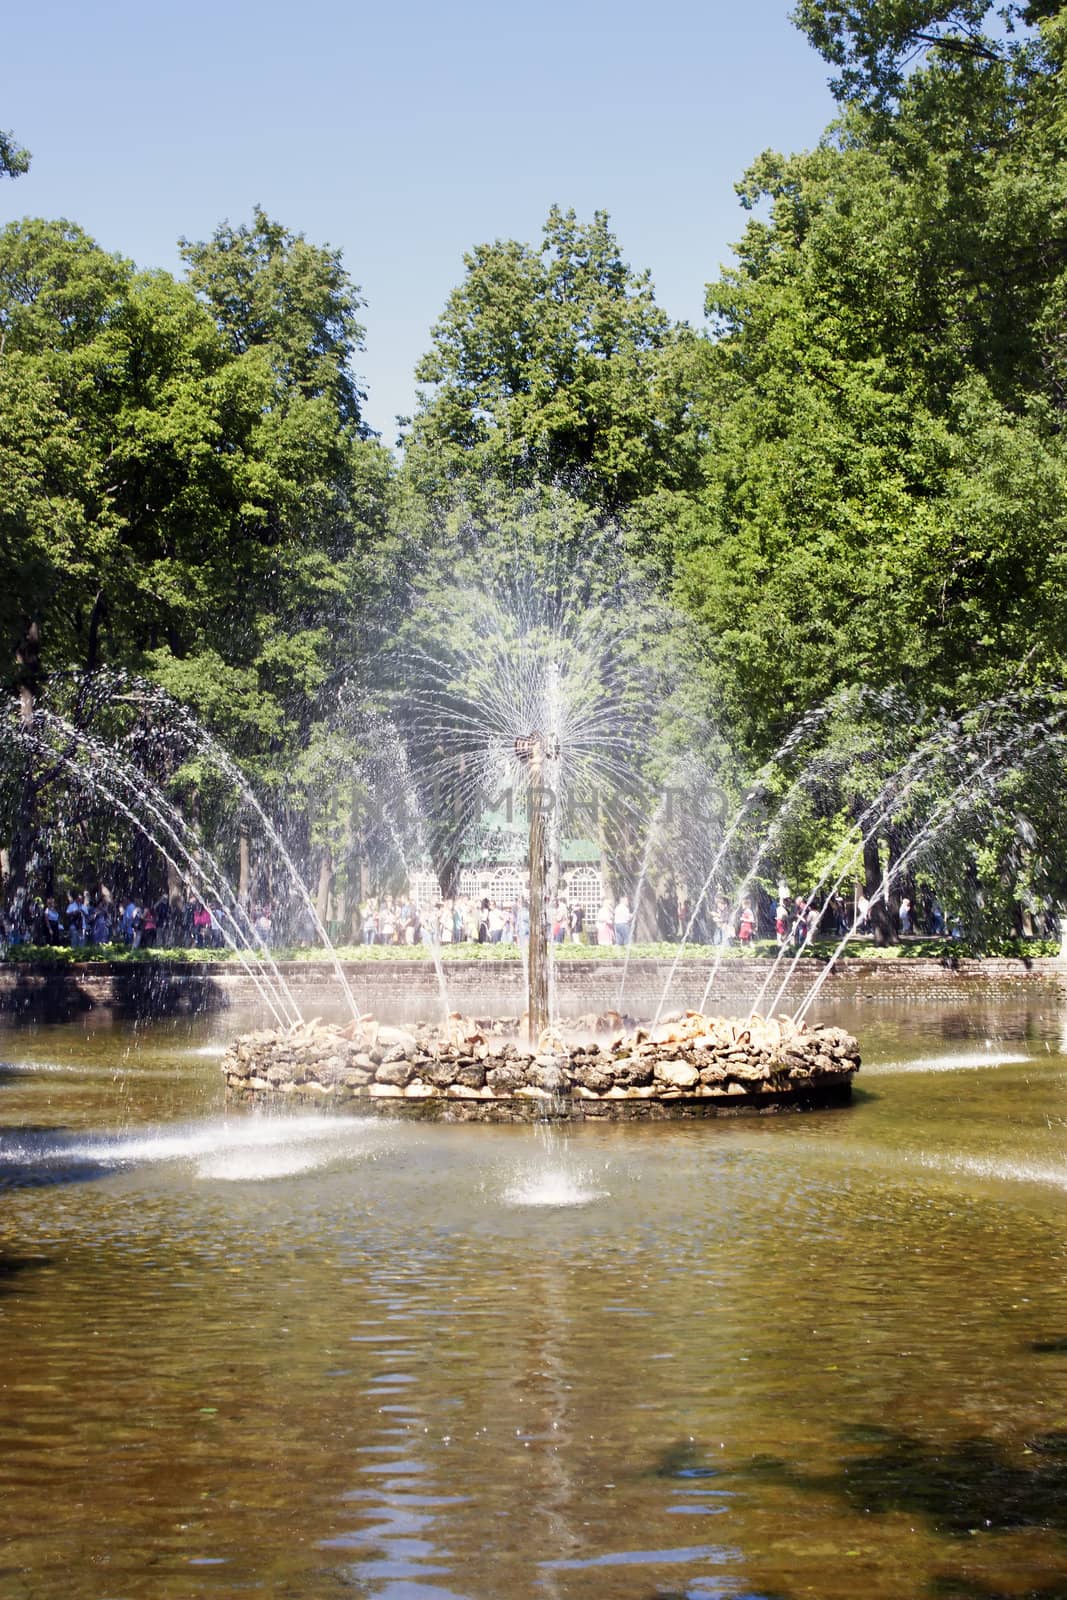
[0,211,397,903]
[405,206,702,512]
[0,127,29,179]
[674,0,1067,759]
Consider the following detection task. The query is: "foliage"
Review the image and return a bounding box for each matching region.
[404,206,704,514]
[0,127,29,179]
[6,1,1067,935]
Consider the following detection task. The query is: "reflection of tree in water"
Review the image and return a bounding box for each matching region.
[743,1422,1067,1539]
[930,1581,1067,1600]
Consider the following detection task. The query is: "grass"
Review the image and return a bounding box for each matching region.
[2,936,1060,966]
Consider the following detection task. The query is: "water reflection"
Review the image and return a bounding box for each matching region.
[2,993,1067,1597]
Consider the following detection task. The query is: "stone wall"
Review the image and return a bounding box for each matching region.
[222,1012,861,1121]
[1,953,1062,1026]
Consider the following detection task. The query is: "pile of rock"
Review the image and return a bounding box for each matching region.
[222,1011,860,1120]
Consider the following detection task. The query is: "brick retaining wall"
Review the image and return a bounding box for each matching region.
[0,953,1063,1026]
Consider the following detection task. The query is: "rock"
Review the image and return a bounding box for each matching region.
[454,1061,487,1090]
[527,1063,567,1093]
[378,1028,418,1052]
[654,1059,699,1090]
[380,1042,412,1065]
[572,1063,615,1094]
[404,1080,436,1098]
[424,1060,459,1088]
[376,1059,415,1088]
[487,1064,525,1094]
[342,1067,373,1088]
[369,1082,402,1098]
[615,1059,654,1088]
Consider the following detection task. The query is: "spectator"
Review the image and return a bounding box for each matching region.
[42,898,63,944]
[66,891,87,948]
[91,899,111,945]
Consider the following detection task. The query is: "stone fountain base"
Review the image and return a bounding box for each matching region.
[222,1011,860,1121]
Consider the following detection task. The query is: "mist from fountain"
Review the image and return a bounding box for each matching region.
[4,507,1066,1060]
[793,707,1067,1025]
[4,707,305,1029]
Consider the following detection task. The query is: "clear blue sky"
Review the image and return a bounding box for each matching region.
[2,0,837,444]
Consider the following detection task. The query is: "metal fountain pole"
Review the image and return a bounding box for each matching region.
[516,728,559,1046]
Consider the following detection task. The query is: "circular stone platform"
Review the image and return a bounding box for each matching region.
[222,1011,860,1120]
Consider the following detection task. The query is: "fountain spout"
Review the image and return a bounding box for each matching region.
[515,728,560,1044]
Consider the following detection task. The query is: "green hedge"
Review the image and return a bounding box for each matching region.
[2,935,1059,967]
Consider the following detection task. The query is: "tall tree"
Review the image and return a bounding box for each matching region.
[673,0,1067,757]
[405,206,702,512]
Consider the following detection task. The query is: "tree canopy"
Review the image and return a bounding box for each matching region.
[4,0,1067,938]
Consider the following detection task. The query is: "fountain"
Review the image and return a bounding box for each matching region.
[218,541,865,1117]
[8,539,1067,1117]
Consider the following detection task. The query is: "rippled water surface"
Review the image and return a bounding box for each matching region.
[3,989,1067,1599]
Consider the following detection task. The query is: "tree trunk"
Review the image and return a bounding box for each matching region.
[316,850,333,928]
[863,833,895,946]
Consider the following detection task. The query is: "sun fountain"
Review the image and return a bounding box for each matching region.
[219,533,864,1118]
[12,525,1065,1117]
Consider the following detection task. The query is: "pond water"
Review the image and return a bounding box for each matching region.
[2,989,1067,1600]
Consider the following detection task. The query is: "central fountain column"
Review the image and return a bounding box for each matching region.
[516,729,559,1044]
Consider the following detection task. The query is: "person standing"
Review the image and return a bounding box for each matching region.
[91,899,111,945]
[738,901,755,945]
[43,898,63,945]
[899,896,913,936]
[596,898,615,946]
[614,895,632,947]
[66,892,86,948]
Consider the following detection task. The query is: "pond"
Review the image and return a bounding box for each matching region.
[2,988,1067,1599]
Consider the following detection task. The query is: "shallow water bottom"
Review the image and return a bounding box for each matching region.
[2,992,1067,1599]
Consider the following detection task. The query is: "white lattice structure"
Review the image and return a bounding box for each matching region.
[563,865,603,920]
[404,862,604,918]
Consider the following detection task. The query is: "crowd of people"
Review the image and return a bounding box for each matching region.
[4,878,1048,953]
[0,891,279,952]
